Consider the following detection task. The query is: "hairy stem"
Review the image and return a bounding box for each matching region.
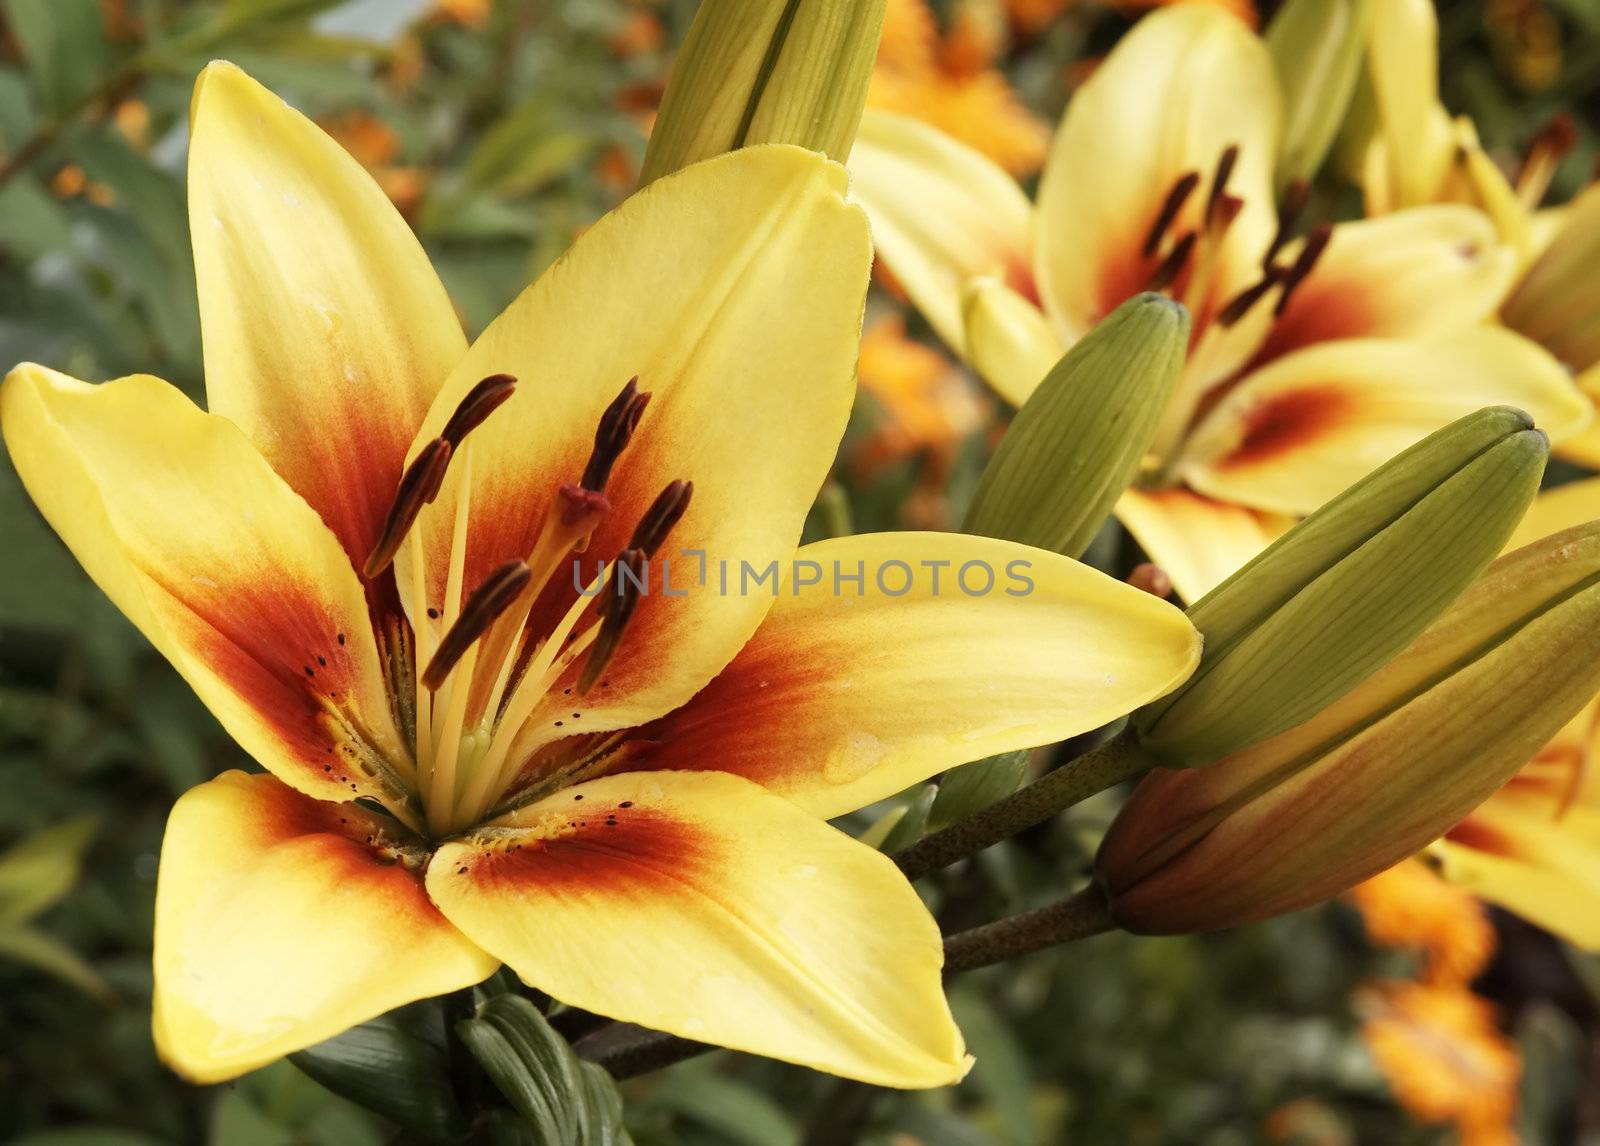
[893,733,1151,881]
[942,884,1114,973]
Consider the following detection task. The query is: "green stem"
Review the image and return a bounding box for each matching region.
[942,884,1113,973]
[0,65,145,192]
[893,733,1151,881]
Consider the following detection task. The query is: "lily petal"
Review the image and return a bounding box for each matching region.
[629,533,1200,819]
[427,770,971,1088]
[1,366,414,812]
[400,147,870,746]
[960,275,1067,405]
[1507,476,1600,551]
[848,109,1037,357]
[188,62,467,568]
[1242,207,1515,371]
[1554,362,1600,467]
[1034,5,1279,340]
[1179,329,1590,516]
[154,772,495,1083]
[1116,486,1293,603]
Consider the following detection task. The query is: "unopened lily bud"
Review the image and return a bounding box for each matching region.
[641,0,886,185]
[1502,182,1600,380]
[1099,521,1600,933]
[1135,407,1547,768]
[1266,0,1368,189]
[963,293,1188,558]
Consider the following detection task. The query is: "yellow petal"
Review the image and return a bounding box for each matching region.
[1507,476,1600,551]
[1,366,415,813]
[1180,328,1590,516]
[153,772,495,1083]
[1554,362,1600,466]
[1242,207,1515,371]
[848,109,1037,356]
[1116,486,1293,603]
[427,770,970,1088]
[1033,4,1279,340]
[400,147,870,747]
[1363,0,1454,207]
[1434,792,1600,950]
[630,532,1200,819]
[959,275,1066,405]
[189,62,467,567]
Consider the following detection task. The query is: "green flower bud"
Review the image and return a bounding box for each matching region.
[1266,0,1370,189]
[1098,521,1600,934]
[963,293,1189,558]
[640,0,886,185]
[1135,407,1547,768]
[1502,182,1600,379]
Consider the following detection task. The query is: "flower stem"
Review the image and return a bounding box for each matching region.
[894,732,1152,881]
[942,884,1113,973]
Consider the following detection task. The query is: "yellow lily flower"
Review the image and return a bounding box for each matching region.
[1359,0,1600,466]
[0,63,1201,1086]
[1424,477,1600,951]
[848,4,1590,601]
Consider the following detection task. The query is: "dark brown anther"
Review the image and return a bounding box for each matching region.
[1216,267,1284,328]
[1142,230,1196,292]
[1141,171,1201,258]
[1205,144,1239,226]
[578,548,647,695]
[1212,193,1244,233]
[422,560,533,690]
[363,438,453,579]
[581,377,652,492]
[1274,222,1332,316]
[1264,178,1310,268]
[628,480,694,558]
[1531,112,1578,165]
[440,373,518,448]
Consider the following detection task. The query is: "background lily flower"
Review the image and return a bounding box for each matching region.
[1415,478,1600,951]
[0,62,1201,1088]
[848,4,1590,601]
[1357,0,1600,467]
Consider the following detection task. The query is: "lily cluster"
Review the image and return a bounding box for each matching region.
[5,0,1600,1116]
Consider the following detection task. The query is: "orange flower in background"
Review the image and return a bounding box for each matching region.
[435,0,490,27]
[1003,0,1256,37]
[1358,981,1521,1145]
[853,314,991,479]
[870,0,1050,178]
[1348,859,1495,985]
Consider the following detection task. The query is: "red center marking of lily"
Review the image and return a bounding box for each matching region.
[332,373,696,840]
[1218,386,1352,470]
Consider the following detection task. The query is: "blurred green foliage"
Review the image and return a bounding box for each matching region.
[3,0,1600,1143]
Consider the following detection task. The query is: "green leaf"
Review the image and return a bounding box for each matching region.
[877,783,938,853]
[636,1060,800,1145]
[457,993,633,1146]
[290,1003,467,1141]
[0,922,113,1001]
[0,814,99,923]
[927,751,1030,834]
[949,987,1036,1146]
[1,0,110,116]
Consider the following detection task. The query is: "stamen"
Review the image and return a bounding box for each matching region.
[628,480,694,557]
[1216,267,1285,328]
[1517,113,1577,207]
[363,438,452,579]
[1205,144,1239,227]
[423,560,533,690]
[1264,178,1310,269]
[1141,171,1200,259]
[559,482,611,531]
[1143,230,1196,292]
[578,547,647,695]
[440,373,518,447]
[1274,222,1332,316]
[581,377,651,492]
